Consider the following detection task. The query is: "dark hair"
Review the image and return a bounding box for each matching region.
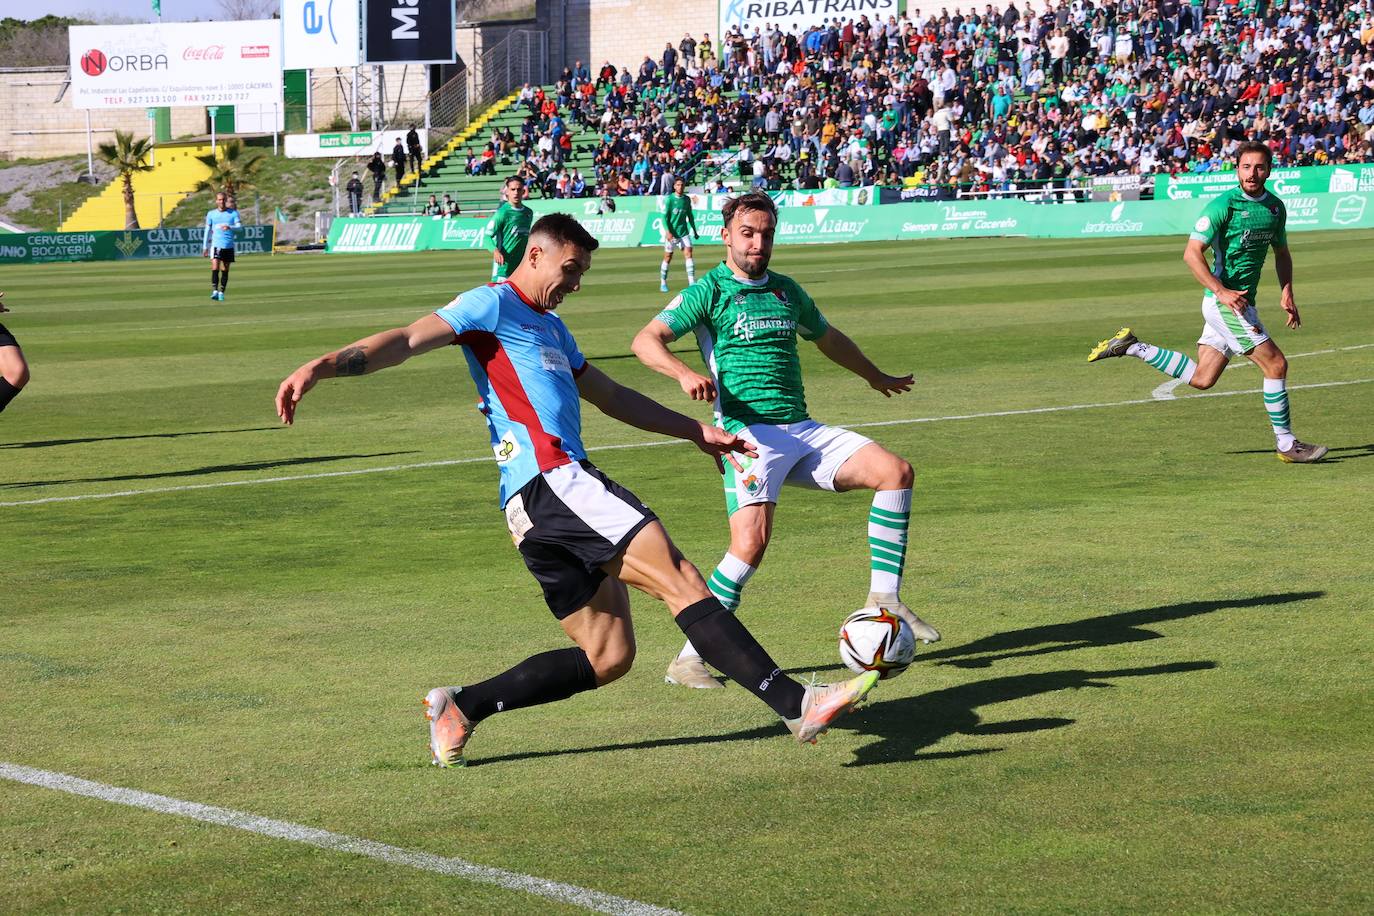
[530,213,600,252]
[721,190,777,227]
[505,175,525,187]
[1235,140,1273,166]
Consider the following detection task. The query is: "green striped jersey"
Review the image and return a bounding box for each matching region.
[487,202,532,263]
[663,193,697,238]
[654,262,829,433]
[1188,185,1288,300]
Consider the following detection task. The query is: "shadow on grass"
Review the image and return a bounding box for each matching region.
[463,592,1320,768]
[1223,443,1374,463]
[0,426,281,450]
[465,661,1216,768]
[919,591,1324,669]
[0,451,418,489]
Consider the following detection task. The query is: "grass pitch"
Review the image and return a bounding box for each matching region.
[2,232,1372,913]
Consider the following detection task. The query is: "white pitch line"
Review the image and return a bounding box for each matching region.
[3,377,1371,509]
[1151,342,1374,400]
[0,762,683,916]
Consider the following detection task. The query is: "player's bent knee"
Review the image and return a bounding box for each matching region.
[892,459,915,489]
[589,644,635,684]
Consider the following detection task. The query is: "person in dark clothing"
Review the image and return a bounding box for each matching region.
[346,172,364,215]
[367,152,387,201]
[406,125,424,172]
[392,138,407,186]
[0,292,30,414]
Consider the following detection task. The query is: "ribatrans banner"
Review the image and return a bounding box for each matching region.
[68,21,282,110]
[1155,164,1374,201]
[363,0,455,64]
[0,226,274,264]
[326,194,1374,254]
[282,0,361,69]
[719,0,901,47]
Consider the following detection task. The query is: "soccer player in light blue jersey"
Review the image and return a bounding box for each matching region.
[274,212,880,765]
[202,191,242,301]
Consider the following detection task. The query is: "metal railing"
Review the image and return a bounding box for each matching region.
[424,29,547,153]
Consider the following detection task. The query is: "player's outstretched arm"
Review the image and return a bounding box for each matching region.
[631,318,716,401]
[275,313,454,424]
[813,326,913,397]
[576,363,754,472]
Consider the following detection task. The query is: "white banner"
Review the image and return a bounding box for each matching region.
[282,0,361,69]
[69,21,282,110]
[719,0,901,44]
[285,128,428,158]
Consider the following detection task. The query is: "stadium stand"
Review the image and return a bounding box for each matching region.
[61,142,212,232]
[369,0,1374,213]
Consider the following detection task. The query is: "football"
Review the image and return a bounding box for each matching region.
[838,607,917,679]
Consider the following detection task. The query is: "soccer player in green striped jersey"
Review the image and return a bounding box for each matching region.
[659,177,699,292]
[1088,142,1327,463]
[633,191,940,690]
[486,176,532,282]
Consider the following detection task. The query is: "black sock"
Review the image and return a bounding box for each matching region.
[211,268,219,289]
[455,647,597,724]
[219,269,229,292]
[0,377,19,412]
[676,598,804,719]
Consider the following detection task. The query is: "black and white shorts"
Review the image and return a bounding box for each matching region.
[0,322,16,349]
[211,247,236,263]
[504,460,658,619]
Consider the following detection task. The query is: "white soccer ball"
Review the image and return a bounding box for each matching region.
[838,607,917,679]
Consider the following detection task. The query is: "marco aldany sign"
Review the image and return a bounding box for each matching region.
[282,0,361,69]
[719,0,901,46]
[68,21,282,110]
[363,0,455,64]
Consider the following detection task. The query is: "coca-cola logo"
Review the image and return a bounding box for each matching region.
[183,45,225,61]
[79,48,168,75]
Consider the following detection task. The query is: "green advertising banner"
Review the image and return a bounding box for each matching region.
[1155,164,1374,201]
[327,193,1374,254]
[0,225,274,264]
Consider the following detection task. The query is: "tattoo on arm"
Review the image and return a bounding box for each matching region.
[335,346,368,376]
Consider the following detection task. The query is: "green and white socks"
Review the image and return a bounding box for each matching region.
[1127,342,1197,383]
[869,489,911,595]
[660,259,670,286]
[1264,377,1295,451]
[678,553,756,661]
[685,257,695,284]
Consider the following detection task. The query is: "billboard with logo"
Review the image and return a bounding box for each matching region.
[1155,164,1374,201]
[719,0,901,47]
[363,0,455,64]
[283,0,361,69]
[285,128,428,158]
[0,226,274,264]
[68,21,282,110]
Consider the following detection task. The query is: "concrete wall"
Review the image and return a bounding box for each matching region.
[0,68,203,160]
[562,0,716,75]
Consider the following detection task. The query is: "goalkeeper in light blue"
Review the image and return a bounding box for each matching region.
[1088,142,1327,463]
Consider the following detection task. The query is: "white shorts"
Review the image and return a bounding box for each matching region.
[1199,292,1269,358]
[722,419,872,514]
[662,233,692,253]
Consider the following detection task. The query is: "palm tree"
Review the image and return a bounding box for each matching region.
[96,130,155,230]
[195,139,267,198]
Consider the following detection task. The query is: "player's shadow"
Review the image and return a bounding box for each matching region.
[0,451,417,489]
[0,426,280,450]
[916,591,1323,669]
[839,661,1216,767]
[1223,443,1374,463]
[465,661,1216,769]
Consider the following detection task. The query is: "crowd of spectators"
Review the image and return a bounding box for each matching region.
[466,0,1374,198]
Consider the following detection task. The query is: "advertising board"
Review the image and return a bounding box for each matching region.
[68,21,282,110]
[282,0,362,69]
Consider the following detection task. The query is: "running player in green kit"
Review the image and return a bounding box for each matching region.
[633,190,941,690]
[660,177,699,292]
[486,176,533,282]
[1088,142,1327,463]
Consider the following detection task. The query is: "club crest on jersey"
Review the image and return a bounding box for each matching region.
[770,289,788,303]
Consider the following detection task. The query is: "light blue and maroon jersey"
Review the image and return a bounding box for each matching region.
[434,281,589,506]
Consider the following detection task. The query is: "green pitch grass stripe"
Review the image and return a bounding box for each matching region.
[0,763,683,916]
[6,378,1372,508]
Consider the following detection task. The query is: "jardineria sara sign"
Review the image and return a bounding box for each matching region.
[327,193,1374,254]
[0,225,274,263]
